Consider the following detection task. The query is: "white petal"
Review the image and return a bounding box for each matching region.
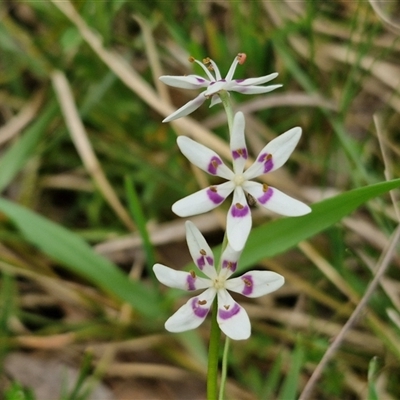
[159,75,210,89]
[244,181,311,216]
[225,271,284,298]
[163,93,206,123]
[230,84,282,95]
[209,94,222,107]
[226,187,252,251]
[153,264,211,291]
[233,72,278,86]
[217,289,250,340]
[244,127,302,179]
[165,288,216,332]
[219,244,242,280]
[185,221,217,279]
[204,80,228,97]
[177,136,234,180]
[172,182,235,217]
[230,112,248,174]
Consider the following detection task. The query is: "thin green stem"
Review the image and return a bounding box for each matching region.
[220,91,235,136]
[207,300,221,400]
[219,337,230,400]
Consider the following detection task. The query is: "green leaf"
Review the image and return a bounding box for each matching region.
[0,198,160,317]
[239,179,400,271]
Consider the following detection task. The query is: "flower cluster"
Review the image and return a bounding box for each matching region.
[153,54,311,340]
[159,54,282,122]
[153,221,284,340]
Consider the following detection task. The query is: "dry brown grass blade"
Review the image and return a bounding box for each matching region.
[50,0,303,196]
[51,70,136,231]
[298,223,400,400]
[0,90,44,146]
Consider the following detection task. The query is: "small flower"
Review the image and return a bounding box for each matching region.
[153,221,284,340]
[160,54,281,122]
[172,112,311,251]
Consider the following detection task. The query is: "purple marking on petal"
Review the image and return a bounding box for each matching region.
[197,256,205,270]
[232,148,248,160]
[257,153,274,173]
[207,156,223,175]
[241,274,254,296]
[196,78,206,83]
[196,255,214,270]
[209,81,216,86]
[218,303,241,320]
[207,187,225,204]
[186,274,196,291]
[231,203,250,218]
[191,297,210,318]
[257,186,273,205]
[234,79,245,83]
[222,260,237,273]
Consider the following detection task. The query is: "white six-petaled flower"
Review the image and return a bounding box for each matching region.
[172,112,311,251]
[153,221,284,340]
[160,54,282,122]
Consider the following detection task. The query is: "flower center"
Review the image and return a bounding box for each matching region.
[233,173,245,186]
[212,275,227,290]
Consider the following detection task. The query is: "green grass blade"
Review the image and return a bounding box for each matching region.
[239,179,400,271]
[124,176,156,278]
[0,198,160,317]
[0,103,57,192]
[367,356,379,400]
[278,342,304,400]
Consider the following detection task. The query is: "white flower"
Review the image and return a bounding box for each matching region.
[160,54,281,122]
[153,221,284,340]
[172,112,311,251]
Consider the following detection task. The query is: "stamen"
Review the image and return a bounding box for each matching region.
[237,53,247,65]
[262,183,269,192]
[211,160,219,169]
[265,154,272,161]
[190,270,196,278]
[198,300,207,305]
[243,278,252,287]
[188,56,195,63]
[224,305,230,310]
[210,186,217,192]
[227,261,233,270]
[236,203,244,209]
[200,249,207,256]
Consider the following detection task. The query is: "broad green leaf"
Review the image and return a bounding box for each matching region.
[0,198,160,317]
[239,179,400,271]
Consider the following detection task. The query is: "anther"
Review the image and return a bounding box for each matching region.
[200,249,207,256]
[188,56,195,63]
[235,203,244,209]
[264,153,272,161]
[243,278,252,287]
[262,183,269,192]
[210,186,217,192]
[190,270,196,278]
[211,160,219,169]
[237,53,247,65]
[224,305,230,310]
[198,300,207,305]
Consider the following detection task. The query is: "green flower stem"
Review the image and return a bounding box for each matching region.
[207,300,221,400]
[219,337,230,400]
[220,91,235,136]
